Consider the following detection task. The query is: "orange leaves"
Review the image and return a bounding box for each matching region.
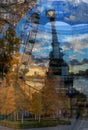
[31,92,43,115]
[10,54,20,66]
[0,28,21,79]
[41,76,59,115]
[0,86,16,115]
[0,81,31,116]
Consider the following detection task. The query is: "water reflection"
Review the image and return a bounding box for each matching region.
[73,76,88,99]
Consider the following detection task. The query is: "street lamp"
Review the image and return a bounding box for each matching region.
[46,9,64,75]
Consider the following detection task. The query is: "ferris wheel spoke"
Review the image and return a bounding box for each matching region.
[18,12,40,81]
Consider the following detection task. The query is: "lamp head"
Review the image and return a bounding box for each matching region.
[46,9,55,21]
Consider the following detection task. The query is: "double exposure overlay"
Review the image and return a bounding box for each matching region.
[0,0,88,129]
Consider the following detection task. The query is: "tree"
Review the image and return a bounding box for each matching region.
[0,86,16,116]
[0,1,37,27]
[57,92,70,118]
[0,54,31,123]
[76,92,87,102]
[41,76,59,118]
[0,28,20,79]
[74,92,87,118]
[0,80,31,123]
[31,92,43,122]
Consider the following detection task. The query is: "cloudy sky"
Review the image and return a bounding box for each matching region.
[16,0,88,73]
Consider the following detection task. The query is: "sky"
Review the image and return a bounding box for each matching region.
[16,0,88,73]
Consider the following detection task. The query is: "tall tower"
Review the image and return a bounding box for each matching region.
[46,10,69,76]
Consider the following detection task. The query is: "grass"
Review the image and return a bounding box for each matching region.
[0,120,58,129]
[0,117,71,129]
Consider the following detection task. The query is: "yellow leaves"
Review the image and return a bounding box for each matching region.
[0,28,21,79]
[41,77,59,115]
[0,66,31,115]
[31,92,43,115]
[8,54,21,72]
[15,53,20,57]
[0,86,16,115]
[10,57,19,66]
[0,81,31,115]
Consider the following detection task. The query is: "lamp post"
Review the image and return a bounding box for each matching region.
[46,9,64,75]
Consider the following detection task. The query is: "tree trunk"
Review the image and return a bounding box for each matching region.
[13,111,16,121]
[21,112,24,124]
[1,65,4,80]
[38,114,41,122]
[16,112,19,121]
[35,114,37,120]
[9,114,12,120]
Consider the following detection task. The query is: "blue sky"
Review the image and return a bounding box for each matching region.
[16,0,88,73]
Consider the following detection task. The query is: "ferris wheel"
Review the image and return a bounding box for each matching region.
[20,11,40,55]
[0,2,41,95]
[17,17,44,101]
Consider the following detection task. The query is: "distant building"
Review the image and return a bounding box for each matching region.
[25,64,47,90]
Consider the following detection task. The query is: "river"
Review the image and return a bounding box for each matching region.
[73,77,88,98]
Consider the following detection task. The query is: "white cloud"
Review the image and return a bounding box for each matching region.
[36,29,52,42]
[62,34,88,53]
[69,54,77,60]
[68,0,88,4]
[64,15,76,21]
[32,29,52,56]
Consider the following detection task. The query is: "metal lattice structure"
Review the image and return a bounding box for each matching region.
[0,1,40,92]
